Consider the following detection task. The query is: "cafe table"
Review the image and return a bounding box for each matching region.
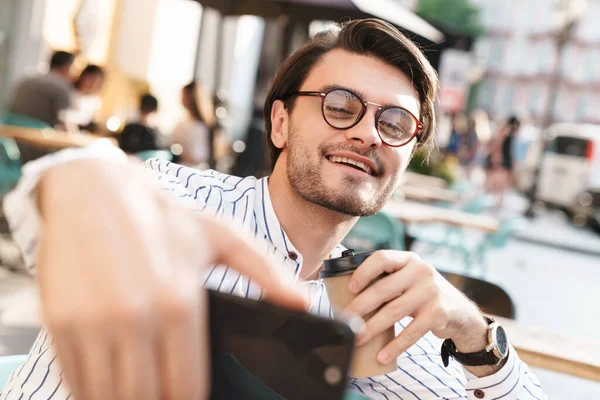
[490,315,600,382]
[395,184,460,204]
[402,171,448,188]
[383,200,500,234]
[0,125,116,150]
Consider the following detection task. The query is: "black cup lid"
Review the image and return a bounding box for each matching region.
[320,250,375,278]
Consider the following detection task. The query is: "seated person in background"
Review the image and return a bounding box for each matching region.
[171,81,211,167]
[8,50,74,128]
[7,50,75,163]
[70,64,106,132]
[118,93,160,154]
[2,19,546,400]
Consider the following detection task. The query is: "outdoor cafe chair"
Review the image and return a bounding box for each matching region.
[412,217,528,276]
[342,211,406,253]
[135,150,174,162]
[0,138,21,197]
[439,271,516,319]
[0,354,27,388]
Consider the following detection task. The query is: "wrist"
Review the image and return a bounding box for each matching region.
[452,315,489,353]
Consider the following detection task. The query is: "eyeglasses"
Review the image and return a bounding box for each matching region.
[291,87,423,148]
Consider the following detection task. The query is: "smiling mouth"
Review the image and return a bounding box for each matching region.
[326,155,375,176]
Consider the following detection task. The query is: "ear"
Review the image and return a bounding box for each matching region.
[270,100,289,150]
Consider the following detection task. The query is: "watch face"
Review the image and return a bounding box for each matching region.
[494,326,509,357]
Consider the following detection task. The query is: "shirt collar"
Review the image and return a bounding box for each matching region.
[253,177,349,279]
[253,177,304,268]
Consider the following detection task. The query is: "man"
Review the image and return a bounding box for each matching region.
[7,51,75,162]
[2,19,546,399]
[8,50,74,128]
[118,93,160,154]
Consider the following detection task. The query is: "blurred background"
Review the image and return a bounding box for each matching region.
[0,0,599,398]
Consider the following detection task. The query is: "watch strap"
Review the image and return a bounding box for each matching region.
[441,338,500,367]
[441,317,502,367]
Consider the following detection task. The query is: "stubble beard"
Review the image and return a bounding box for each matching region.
[285,124,398,217]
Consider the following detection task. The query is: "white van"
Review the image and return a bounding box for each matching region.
[530,124,600,228]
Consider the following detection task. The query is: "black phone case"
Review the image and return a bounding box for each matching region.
[208,290,355,400]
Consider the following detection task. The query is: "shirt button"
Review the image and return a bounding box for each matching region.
[474,389,485,399]
[288,252,298,261]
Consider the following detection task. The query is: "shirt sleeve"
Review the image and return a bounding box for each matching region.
[463,344,547,400]
[2,142,204,273]
[2,140,128,270]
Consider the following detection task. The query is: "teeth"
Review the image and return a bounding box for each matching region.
[328,156,372,175]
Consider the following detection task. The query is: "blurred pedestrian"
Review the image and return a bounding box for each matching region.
[118,94,160,154]
[446,113,478,178]
[485,115,521,208]
[71,64,106,132]
[171,81,211,167]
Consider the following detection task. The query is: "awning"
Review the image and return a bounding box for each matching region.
[194,0,444,43]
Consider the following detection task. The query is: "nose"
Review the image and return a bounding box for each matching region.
[343,108,383,149]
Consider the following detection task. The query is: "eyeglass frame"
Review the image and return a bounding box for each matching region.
[289,87,424,148]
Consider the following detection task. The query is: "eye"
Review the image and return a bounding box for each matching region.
[325,105,355,117]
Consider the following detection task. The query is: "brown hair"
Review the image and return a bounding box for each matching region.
[264,18,439,166]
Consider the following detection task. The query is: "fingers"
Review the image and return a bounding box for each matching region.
[114,332,160,400]
[157,289,205,400]
[53,334,85,400]
[349,251,419,294]
[202,216,308,311]
[344,262,419,318]
[377,315,431,365]
[355,286,423,346]
[78,333,115,400]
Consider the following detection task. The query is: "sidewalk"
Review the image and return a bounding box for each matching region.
[495,190,600,256]
[515,211,600,256]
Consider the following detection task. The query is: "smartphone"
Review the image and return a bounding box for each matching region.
[208,289,356,400]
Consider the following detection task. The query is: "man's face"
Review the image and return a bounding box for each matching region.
[81,74,104,95]
[273,49,421,216]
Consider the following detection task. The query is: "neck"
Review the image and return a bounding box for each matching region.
[268,159,358,280]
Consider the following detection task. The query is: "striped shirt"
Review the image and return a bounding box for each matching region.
[1,143,546,399]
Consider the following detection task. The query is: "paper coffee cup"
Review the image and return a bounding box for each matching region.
[321,251,396,378]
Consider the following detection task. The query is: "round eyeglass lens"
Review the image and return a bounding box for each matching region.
[377,107,417,146]
[322,90,363,128]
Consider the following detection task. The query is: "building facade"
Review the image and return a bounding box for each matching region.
[471,0,600,125]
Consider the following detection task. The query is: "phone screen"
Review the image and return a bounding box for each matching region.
[208,290,355,400]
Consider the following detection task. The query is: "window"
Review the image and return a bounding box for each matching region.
[503,84,515,110]
[576,93,589,121]
[538,40,555,73]
[550,136,591,158]
[489,39,504,69]
[585,49,599,83]
[529,86,542,113]
[477,79,495,109]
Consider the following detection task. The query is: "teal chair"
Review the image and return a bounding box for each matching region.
[342,211,405,253]
[135,150,173,162]
[0,354,27,388]
[0,138,22,196]
[0,111,50,180]
[0,111,51,130]
[413,217,528,276]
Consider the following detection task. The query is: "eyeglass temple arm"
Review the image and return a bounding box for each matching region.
[294,91,324,97]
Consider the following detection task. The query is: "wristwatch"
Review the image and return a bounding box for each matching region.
[441,317,509,367]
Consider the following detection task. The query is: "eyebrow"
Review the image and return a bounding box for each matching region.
[319,84,399,109]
